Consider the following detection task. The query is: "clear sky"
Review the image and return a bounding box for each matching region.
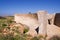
[0,0,60,16]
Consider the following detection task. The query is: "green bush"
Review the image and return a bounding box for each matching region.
[2,23,7,27]
[8,20,13,23]
[31,37,39,40]
[23,28,29,33]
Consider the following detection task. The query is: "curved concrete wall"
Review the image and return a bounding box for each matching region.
[14,11,60,39]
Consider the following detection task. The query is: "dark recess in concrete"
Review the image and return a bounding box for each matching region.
[54,13,60,27]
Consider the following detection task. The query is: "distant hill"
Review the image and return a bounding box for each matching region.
[0,16,6,19]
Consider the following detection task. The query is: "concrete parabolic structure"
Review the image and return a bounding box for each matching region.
[14,11,60,40]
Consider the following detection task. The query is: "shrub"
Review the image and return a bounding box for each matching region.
[0,33,14,40]
[31,37,39,40]
[14,35,26,40]
[2,23,7,27]
[8,20,13,23]
[49,36,60,40]
[23,28,29,33]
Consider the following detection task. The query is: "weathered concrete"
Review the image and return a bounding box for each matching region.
[14,14,39,37]
[14,11,60,39]
[47,14,55,25]
[47,24,60,40]
[37,11,47,37]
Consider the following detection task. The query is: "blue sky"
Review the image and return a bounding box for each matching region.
[0,0,60,16]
